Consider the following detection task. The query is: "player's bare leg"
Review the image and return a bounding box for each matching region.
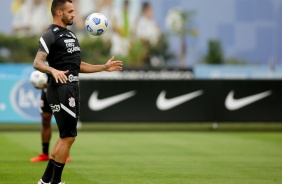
[41,112,52,144]
[39,137,75,183]
[51,137,75,162]
[39,138,60,183]
[49,137,75,183]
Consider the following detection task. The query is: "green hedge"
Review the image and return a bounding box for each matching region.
[0,34,38,63]
[0,34,171,67]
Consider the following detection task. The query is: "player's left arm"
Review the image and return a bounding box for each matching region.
[80,56,123,73]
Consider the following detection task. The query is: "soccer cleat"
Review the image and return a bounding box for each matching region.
[37,179,50,184]
[66,156,71,162]
[30,153,49,162]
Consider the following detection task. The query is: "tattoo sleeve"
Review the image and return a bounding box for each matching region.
[33,51,51,74]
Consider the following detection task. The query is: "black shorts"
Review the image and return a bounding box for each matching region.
[47,83,79,138]
[40,89,52,114]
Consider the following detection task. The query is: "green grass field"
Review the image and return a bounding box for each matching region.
[1,128,282,184]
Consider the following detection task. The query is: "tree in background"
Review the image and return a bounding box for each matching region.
[205,39,224,64]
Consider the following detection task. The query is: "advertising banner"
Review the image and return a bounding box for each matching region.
[0,78,41,123]
[1,64,282,123]
[79,80,282,122]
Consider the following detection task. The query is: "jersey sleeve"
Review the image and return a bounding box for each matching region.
[38,29,55,54]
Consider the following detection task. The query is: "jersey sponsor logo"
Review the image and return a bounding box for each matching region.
[68,74,79,82]
[67,46,81,54]
[88,91,136,111]
[225,90,272,111]
[156,90,204,111]
[65,39,80,54]
[64,39,75,43]
[50,104,60,113]
[10,80,41,120]
[66,42,75,48]
[69,97,76,107]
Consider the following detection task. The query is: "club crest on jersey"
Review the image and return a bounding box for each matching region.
[69,97,76,107]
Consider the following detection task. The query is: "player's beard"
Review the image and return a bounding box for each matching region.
[62,14,73,26]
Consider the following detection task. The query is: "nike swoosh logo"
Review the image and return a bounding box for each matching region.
[53,163,62,168]
[156,90,204,111]
[225,90,272,111]
[88,91,136,111]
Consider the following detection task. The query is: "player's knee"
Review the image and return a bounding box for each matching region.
[42,121,51,129]
[62,136,76,146]
[50,151,56,159]
[41,113,52,128]
[67,136,76,143]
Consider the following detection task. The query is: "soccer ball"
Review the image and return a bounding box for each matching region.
[29,70,48,88]
[85,13,108,36]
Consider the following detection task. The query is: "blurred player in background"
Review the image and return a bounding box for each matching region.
[11,0,26,14]
[136,1,161,45]
[111,0,136,56]
[12,0,49,37]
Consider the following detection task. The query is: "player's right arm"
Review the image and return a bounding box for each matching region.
[33,51,49,73]
[33,29,68,83]
[33,51,68,84]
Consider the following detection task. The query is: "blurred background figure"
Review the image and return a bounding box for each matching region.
[135,1,165,67]
[11,0,26,15]
[96,0,114,41]
[136,2,161,45]
[111,0,136,56]
[12,0,48,37]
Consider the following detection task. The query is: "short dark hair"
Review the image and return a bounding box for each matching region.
[142,2,150,13]
[51,0,73,16]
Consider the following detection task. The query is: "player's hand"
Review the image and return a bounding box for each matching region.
[51,68,69,83]
[34,83,48,89]
[105,56,123,72]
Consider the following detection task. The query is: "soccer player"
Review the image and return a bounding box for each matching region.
[33,0,123,184]
[29,84,71,163]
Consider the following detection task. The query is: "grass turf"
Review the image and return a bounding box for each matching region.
[1,131,282,184]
